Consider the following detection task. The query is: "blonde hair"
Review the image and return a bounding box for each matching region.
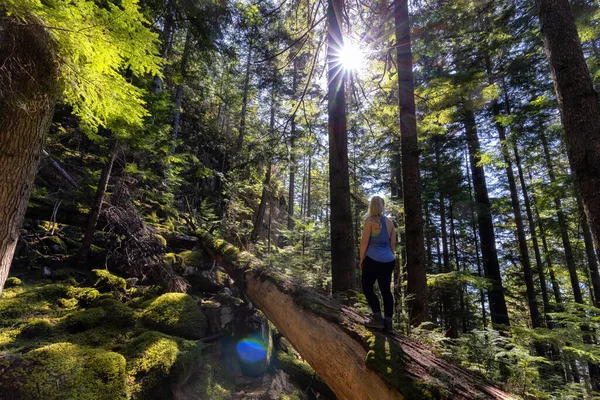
[366,196,385,219]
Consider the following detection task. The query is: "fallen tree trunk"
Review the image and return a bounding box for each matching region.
[194,230,516,400]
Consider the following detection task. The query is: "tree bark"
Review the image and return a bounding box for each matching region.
[490,102,542,332]
[327,0,355,293]
[535,0,600,318]
[195,230,517,400]
[236,43,253,152]
[450,202,468,333]
[76,141,118,266]
[394,0,428,325]
[577,194,600,308]
[462,105,510,327]
[171,27,193,149]
[152,0,175,94]
[435,140,457,338]
[288,59,298,232]
[0,19,57,295]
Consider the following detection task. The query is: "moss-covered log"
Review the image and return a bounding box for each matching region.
[195,229,516,400]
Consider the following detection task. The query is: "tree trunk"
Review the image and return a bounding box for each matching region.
[172,27,193,149]
[435,140,457,338]
[251,165,271,244]
[152,0,175,94]
[196,230,517,400]
[462,105,510,327]
[327,0,355,293]
[0,20,57,295]
[539,131,600,388]
[394,0,428,325]
[236,43,253,152]
[513,141,552,326]
[450,202,468,333]
[465,146,487,329]
[490,100,542,332]
[76,141,119,266]
[288,60,298,232]
[535,0,600,321]
[577,194,600,308]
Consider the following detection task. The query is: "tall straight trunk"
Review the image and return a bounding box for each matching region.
[534,198,563,306]
[462,105,509,327]
[327,0,355,293]
[577,195,600,307]
[288,60,298,231]
[465,146,487,329]
[152,0,175,94]
[450,202,468,333]
[436,140,457,337]
[535,0,600,321]
[251,89,277,243]
[77,141,119,266]
[306,153,312,219]
[540,130,600,388]
[394,0,428,325]
[513,140,552,326]
[540,130,582,304]
[490,102,542,331]
[236,43,253,152]
[172,27,193,148]
[0,21,57,295]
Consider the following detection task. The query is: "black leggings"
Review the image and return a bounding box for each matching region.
[361,256,395,318]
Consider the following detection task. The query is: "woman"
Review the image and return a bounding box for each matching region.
[359,196,396,332]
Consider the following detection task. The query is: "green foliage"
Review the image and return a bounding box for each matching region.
[4,0,161,136]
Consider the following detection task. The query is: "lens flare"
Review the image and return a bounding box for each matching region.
[236,338,267,363]
[339,42,364,71]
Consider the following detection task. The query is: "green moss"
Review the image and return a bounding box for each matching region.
[66,286,101,306]
[95,298,136,327]
[141,293,207,340]
[0,343,127,400]
[193,351,235,400]
[91,269,127,293]
[0,282,68,325]
[66,307,107,332]
[125,331,202,399]
[5,277,22,288]
[18,318,56,339]
[155,234,167,247]
[58,297,79,309]
[179,250,204,269]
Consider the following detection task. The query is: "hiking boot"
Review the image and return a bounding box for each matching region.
[365,313,385,330]
[384,317,394,334]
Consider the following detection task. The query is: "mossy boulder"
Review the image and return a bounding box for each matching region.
[125,331,202,399]
[65,299,135,333]
[66,307,107,332]
[18,318,57,339]
[179,250,205,269]
[0,343,127,400]
[5,277,22,288]
[91,269,127,294]
[66,286,100,306]
[141,293,207,339]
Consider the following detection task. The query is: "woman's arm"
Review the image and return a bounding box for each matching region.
[359,220,371,268]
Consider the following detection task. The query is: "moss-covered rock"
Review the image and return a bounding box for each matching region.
[5,277,22,288]
[0,343,127,400]
[92,269,127,294]
[40,235,68,253]
[57,297,79,309]
[179,250,205,269]
[66,307,107,332]
[18,318,57,339]
[141,293,207,340]
[124,331,202,399]
[66,286,100,306]
[95,298,136,328]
